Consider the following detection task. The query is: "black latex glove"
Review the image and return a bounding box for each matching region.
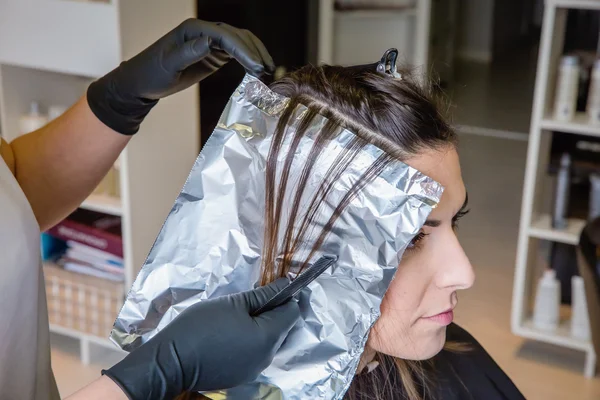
[103,278,299,400]
[87,18,275,135]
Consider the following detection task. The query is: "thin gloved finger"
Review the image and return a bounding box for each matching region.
[239,277,291,313]
[232,29,266,73]
[210,24,267,77]
[223,25,274,76]
[254,300,300,343]
[166,36,212,72]
[179,20,261,73]
[245,32,275,75]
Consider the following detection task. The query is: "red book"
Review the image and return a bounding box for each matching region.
[47,209,123,258]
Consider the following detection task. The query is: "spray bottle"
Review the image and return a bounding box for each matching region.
[552,153,571,230]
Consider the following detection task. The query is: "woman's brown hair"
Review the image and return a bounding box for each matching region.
[177,63,458,400]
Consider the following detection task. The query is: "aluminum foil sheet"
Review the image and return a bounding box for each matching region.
[110,74,443,399]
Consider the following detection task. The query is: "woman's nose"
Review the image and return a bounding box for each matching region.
[437,233,475,290]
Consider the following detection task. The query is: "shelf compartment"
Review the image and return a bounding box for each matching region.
[0,64,92,142]
[44,262,123,341]
[517,317,592,352]
[0,0,120,78]
[528,214,586,245]
[48,323,123,352]
[541,113,600,138]
[81,193,122,216]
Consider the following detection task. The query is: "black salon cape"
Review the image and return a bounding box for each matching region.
[428,323,526,400]
[196,324,525,400]
[345,323,525,400]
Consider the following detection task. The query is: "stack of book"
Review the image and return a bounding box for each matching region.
[46,209,124,282]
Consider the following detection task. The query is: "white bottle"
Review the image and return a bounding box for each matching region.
[533,269,561,331]
[587,59,600,125]
[47,105,68,122]
[18,102,48,135]
[554,55,580,122]
[570,276,590,340]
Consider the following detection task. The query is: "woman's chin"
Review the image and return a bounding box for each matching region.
[368,326,447,361]
[414,330,447,360]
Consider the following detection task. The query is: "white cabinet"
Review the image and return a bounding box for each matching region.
[0,0,120,78]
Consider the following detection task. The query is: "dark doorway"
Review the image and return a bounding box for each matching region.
[197,1,319,150]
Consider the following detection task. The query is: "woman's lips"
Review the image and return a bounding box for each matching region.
[423,309,454,326]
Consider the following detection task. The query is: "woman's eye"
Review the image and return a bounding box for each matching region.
[406,231,429,251]
[452,208,470,230]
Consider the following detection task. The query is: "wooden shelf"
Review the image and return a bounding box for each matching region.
[528,215,586,245]
[81,193,122,216]
[518,317,593,353]
[541,112,600,138]
[49,323,123,351]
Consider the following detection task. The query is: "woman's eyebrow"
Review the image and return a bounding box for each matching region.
[423,220,441,227]
[423,193,469,228]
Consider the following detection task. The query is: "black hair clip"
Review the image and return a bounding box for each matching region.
[345,48,402,79]
[376,48,401,79]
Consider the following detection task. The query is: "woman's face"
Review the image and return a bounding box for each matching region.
[366,146,474,361]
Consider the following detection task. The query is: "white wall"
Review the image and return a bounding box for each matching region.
[457,0,494,63]
[333,11,416,66]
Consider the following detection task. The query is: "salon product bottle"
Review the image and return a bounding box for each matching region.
[48,105,68,122]
[570,275,590,340]
[554,55,580,122]
[533,269,561,331]
[587,59,600,125]
[18,102,48,135]
[590,173,600,220]
[552,153,571,230]
[112,157,121,198]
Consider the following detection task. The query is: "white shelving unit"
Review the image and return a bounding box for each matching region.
[529,215,587,246]
[511,0,600,378]
[0,0,199,363]
[317,0,432,69]
[81,193,123,217]
[541,112,600,137]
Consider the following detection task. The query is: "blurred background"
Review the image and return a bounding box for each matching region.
[0,0,599,399]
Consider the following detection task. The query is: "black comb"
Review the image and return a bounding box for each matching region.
[252,254,338,316]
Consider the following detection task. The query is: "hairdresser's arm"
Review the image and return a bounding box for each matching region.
[1,18,274,232]
[3,99,128,231]
[65,376,128,400]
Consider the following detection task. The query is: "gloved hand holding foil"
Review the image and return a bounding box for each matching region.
[109,50,444,399]
[103,278,299,399]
